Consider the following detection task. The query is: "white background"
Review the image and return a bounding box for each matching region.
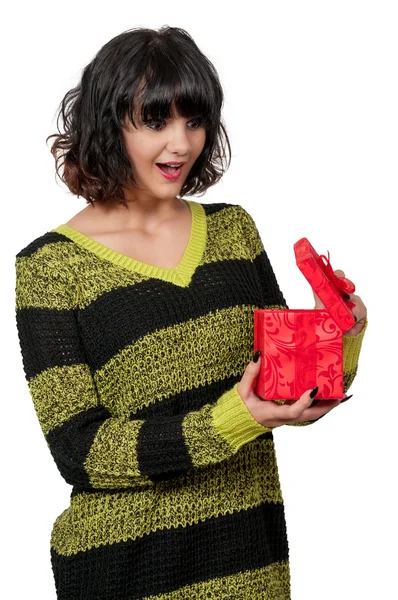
[2,1,397,598]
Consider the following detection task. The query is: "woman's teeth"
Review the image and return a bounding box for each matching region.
[157,164,181,174]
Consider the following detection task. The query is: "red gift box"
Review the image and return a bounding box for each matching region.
[254,238,356,400]
[254,309,343,400]
[294,237,356,333]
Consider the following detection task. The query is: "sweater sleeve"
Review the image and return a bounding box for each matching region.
[15,252,270,491]
[237,205,288,311]
[237,205,367,425]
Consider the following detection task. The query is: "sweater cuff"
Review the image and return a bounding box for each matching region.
[343,318,368,373]
[211,382,271,452]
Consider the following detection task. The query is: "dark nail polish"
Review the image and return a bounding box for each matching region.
[310,399,320,407]
[340,394,353,403]
[342,292,351,300]
[354,316,358,322]
[252,349,261,363]
[309,385,319,399]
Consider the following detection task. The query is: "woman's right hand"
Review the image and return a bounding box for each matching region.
[237,350,344,428]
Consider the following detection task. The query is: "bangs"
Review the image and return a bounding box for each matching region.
[126,47,222,127]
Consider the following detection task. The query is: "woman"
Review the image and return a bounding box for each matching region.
[15,25,367,599]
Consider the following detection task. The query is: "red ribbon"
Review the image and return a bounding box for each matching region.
[295,312,317,395]
[319,252,356,309]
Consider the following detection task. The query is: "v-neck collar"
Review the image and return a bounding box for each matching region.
[50,199,207,288]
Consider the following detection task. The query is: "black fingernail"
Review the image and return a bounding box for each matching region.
[340,394,353,403]
[354,316,358,322]
[342,292,351,300]
[252,349,261,363]
[310,399,320,407]
[309,386,319,399]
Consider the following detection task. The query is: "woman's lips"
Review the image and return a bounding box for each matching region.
[156,164,183,180]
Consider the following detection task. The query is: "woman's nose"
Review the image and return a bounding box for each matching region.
[165,122,192,154]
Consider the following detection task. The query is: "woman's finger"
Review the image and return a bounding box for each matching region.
[349,293,367,320]
[343,293,367,336]
[297,398,342,421]
[333,269,345,278]
[313,291,325,309]
[268,388,318,423]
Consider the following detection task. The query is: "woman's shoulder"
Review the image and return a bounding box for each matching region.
[16,229,65,258]
[199,200,241,216]
[200,200,256,227]
[15,228,79,310]
[15,225,81,296]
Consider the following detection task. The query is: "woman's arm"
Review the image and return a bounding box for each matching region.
[237,205,367,425]
[15,249,270,492]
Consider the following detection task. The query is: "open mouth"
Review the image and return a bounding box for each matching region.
[155,163,184,180]
[156,163,184,174]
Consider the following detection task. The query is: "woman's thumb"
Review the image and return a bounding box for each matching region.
[238,350,261,399]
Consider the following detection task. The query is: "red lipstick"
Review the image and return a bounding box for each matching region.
[156,163,183,181]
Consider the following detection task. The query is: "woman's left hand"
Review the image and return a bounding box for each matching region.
[313,269,367,336]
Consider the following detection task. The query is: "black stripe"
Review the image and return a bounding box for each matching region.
[253,250,288,309]
[46,406,111,488]
[137,413,192,482]
[201,201,238,216]
[76,257,263,371]
[16,308,87,380]
[50,501,288,599]
[16,231,74,258]
[258,430,273,441]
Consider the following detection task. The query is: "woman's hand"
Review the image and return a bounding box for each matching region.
[237,353,345,428]
[313,269,367,336]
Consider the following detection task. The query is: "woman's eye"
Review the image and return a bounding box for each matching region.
[188,117,203,129]
[144,119,165,131]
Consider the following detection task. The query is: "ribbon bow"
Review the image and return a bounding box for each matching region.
[319,252,356,309]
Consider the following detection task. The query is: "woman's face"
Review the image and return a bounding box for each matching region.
[121,104,206,203]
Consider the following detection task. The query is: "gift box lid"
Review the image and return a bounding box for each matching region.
[293,237,356,332]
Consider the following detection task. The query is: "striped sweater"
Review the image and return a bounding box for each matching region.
[15,200,365,599]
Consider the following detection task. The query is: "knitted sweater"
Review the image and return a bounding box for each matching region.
[15,200,365,600]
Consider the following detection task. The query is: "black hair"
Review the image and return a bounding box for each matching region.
[46,25,232,207]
